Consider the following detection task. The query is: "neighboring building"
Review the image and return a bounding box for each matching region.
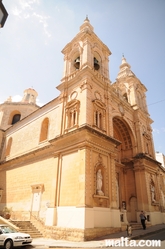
[0,18,165,241]
[156,152,165,168]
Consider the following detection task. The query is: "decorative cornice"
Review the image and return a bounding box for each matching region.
[134,153,161,165]
[50,124,121,147]
[0,125,121,169]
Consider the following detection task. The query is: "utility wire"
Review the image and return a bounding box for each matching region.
[148,99,165,106]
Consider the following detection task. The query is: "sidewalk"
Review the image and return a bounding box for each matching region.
[31,223,165,248]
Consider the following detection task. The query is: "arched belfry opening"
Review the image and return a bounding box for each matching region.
[74,56,80,69]
[113,117,134,163]
[61,17,111,80]
[94,57,100,70]
[72,50,81,71]
[93,51,101,71]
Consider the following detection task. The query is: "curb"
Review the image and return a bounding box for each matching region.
[48,228,165,248]
[130,228,165,240]
[29,226,165,248]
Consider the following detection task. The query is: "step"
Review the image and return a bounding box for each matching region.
[130,222,152,230]
[10,220,43,238]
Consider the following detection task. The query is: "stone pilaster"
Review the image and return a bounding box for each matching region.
[134,159,149,211]
[109,153,118,208]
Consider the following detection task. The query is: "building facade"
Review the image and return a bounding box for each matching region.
[0,18,165,240]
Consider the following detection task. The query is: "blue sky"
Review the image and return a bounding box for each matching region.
[0,0,165,154]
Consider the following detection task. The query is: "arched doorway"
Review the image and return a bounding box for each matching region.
[113,117,136,219]
[113,117,133,162]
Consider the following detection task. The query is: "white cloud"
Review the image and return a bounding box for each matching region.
[5,95,44,107]
[36,98,44,107]
[12,95,22,102]
[161,127,165,133]
[11,0,51,40]
[19,0,40,10]
[12,6,22,17]
[24,13,30,19]
[32,12,51,38]
[153,127,165,134]
[153,128,160,134]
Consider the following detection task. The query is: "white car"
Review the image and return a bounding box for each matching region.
[0,224,32,249]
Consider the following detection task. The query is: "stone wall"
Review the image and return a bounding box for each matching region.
[31,213,121,241]
[44,226,121,241]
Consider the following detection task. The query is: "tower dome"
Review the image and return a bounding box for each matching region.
[21,88,38,104]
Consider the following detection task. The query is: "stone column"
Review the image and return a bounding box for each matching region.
[82,38,92,68]
[129,83,138,107]
[62,55,68,77]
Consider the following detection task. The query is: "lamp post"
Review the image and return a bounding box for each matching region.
[0,0,8,28]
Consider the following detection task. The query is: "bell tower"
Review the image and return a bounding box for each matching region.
[57,17,111,134]
[115,56,148,113]
[114,56,155,157]
[61,16,111,80]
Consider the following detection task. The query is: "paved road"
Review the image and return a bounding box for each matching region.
[43,230,165,249]
[26,230,164,249]
[24,226,165,249]
[139,229,165,241]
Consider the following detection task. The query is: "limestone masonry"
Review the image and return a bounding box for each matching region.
[0,17,165,241]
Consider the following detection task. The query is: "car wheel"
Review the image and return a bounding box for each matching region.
[5,239,13,249]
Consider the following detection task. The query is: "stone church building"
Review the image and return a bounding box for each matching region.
[0,17,165,240]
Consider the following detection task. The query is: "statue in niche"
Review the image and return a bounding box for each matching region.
[151,182,156,202]
[96,169,104,196]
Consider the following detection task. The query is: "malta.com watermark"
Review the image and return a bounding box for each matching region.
[105,237,161,247]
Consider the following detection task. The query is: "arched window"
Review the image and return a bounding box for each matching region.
[68,109,77,127]
[73,110,76,125]
[39,118,49,142]
[12,114,21,124]
[93,99,106,131]
[65,99,80,131]
[8,111,21,125]
[95,111,102,129]
[6,137,12,156]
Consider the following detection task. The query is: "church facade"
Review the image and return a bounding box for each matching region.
[0,18,165,240]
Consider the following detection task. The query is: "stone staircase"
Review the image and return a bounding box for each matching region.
[130,222,152,230]
[10,220,43,238]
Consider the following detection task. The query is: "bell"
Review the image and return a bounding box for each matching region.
[94,57,100,70]
[74,57,80,69]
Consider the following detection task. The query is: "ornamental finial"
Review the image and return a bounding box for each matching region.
[85,15,89,22]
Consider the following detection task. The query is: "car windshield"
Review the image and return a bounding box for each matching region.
[0,226,17,234]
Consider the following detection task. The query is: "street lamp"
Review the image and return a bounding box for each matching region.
[0,1,8,28]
